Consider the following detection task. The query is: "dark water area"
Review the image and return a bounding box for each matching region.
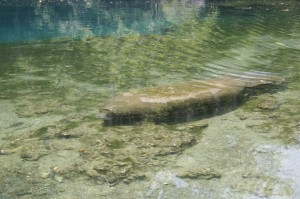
[0,0,300,198]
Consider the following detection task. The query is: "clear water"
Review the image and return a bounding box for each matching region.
[0,0,299,198]
[0,0,200,43]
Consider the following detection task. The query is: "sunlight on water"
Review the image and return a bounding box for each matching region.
[0,0,300,198]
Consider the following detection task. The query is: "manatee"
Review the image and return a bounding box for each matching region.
[99,73,284,126]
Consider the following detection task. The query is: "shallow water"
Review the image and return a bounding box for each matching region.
[0,0,300,198]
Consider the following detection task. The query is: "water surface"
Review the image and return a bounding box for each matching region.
[0,0,299,198]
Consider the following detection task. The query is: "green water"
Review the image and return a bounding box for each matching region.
[0,0,300,198]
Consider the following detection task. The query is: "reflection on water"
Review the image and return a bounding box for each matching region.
[0,0,300,198]
[0,0,205,42]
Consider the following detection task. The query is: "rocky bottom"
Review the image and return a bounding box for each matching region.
[0,88,299,199]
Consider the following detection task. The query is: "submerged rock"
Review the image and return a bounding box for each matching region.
[257,98,282,110]
[176,167,222,180]
[100,74,284,126]
[58,124,197,185]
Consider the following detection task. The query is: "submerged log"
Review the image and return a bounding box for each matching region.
[99,74,284,126]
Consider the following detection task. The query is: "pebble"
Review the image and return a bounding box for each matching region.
[54,175,64,183]
[41,172,50,179]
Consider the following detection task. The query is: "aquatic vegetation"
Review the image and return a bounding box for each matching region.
[241,91,300,144]
[33,126,52,137]
[0,0,299,198]
[58,123,198,185]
